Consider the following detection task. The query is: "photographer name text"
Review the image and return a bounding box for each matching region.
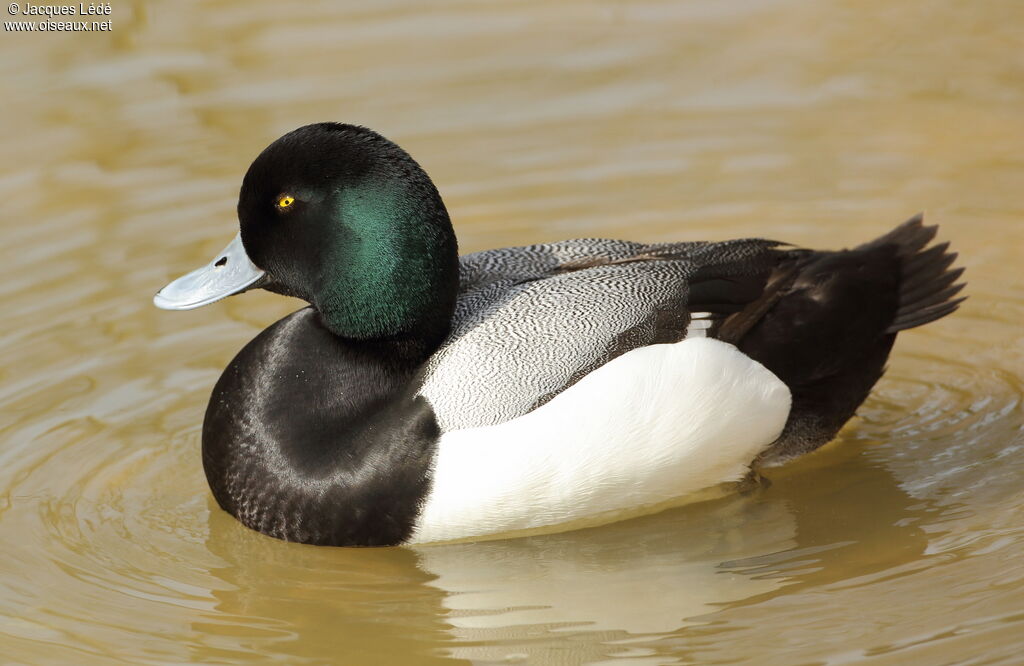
[12,3,110,17]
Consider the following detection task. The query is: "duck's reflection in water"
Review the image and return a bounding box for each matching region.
[196,508,456,664]
[419,498,791,628]
[409,489,792,664]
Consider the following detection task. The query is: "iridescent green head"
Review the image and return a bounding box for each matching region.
[156,123,459,349]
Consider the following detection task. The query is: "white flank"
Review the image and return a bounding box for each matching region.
[410,338,791,543]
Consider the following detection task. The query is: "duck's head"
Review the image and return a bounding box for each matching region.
[154,123,459,348]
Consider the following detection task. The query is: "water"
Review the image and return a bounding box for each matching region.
[2,0,1022,663]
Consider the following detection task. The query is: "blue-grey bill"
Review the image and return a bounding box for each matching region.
[153,233,266,310]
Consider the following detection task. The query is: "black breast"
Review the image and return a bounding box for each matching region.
[201,308,440,546]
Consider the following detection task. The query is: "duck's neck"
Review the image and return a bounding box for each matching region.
[313,181,459,356]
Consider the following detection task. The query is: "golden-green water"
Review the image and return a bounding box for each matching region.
[2,0,1023,663]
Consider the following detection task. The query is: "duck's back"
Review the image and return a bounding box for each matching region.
[417,238,786,431]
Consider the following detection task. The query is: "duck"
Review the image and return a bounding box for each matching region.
[154,122,966,547]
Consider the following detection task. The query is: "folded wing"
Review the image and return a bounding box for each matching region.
[417,237,783,431]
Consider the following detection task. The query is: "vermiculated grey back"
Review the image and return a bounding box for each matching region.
[417,238,782,431]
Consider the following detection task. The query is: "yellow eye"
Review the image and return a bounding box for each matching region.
[276,195,295,210]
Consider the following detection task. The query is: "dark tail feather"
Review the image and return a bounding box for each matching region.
[737,213,966,466]
[859,214,967,333]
